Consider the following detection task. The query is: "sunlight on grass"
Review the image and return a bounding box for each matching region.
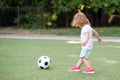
[97,45,120,49]
[105,59,119,64]
[108,45,120,48]
[66,40,80,44]
[103,58,119,64]
[67,54,78,58]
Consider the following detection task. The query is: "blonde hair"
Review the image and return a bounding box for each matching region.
[71,12,90,27]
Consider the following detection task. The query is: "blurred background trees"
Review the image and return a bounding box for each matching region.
[0,0,120,28]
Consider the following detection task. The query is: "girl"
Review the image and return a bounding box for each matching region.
[69,12,102,73]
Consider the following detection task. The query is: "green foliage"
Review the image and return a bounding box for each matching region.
[88,0,120,14]
[0,0,120,28]
[1,0,120,14]
[0,1,4,6]
[43,12,57,29]
[106,0,120,14]
[52,0,82,13]
[14,12,42,29]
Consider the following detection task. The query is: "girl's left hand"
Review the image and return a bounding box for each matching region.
[82,42,87,47]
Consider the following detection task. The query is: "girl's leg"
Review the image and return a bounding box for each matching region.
[69,58,83,71]
[75,58,83,68]
[82,57,95,73]
[82,57,91,68]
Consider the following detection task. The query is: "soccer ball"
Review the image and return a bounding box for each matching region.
[37,56,51,69]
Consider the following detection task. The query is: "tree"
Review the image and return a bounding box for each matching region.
[0,0,120,28]
[52,0,84,27]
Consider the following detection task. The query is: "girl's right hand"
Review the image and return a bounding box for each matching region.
[98,37,102,42]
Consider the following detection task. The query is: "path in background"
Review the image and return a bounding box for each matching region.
[0,34,120,42]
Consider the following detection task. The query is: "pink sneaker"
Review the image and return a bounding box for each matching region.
[69,65,80,72]
[82,68,95,74]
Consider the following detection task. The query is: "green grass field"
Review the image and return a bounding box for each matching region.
[0,39,120,80]
[0,27,120,37]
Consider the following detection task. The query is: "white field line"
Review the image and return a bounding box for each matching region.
[0,34,120,42]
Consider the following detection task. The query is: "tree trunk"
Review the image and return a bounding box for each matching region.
[66,12,68,28]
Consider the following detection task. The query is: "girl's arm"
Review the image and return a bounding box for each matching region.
[92,29,102,42]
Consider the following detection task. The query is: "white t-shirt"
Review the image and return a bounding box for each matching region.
[81,24,93,49]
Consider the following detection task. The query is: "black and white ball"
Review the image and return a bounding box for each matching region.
[37,56,51,69]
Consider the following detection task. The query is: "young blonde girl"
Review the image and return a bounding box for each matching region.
[69,12,102,73]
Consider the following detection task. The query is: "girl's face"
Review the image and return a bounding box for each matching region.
[79,26,83,28]
[75,25,82,28]
[74,22,83,28]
